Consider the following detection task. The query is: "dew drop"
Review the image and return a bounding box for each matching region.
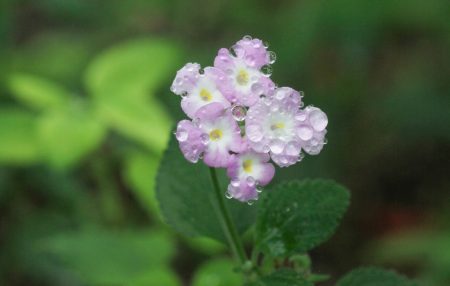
[243,35,252,41]
[268,51,277,64]
[261,65,272,77]
[256,186,263,193]
[285,141,301,156]
[309,109,328,131]
[247,200,255,206]
[247,125,263,142]
[231,105,247,121]
[200,133,210,145]
[251,83,263,95]
[175,128,188,142]
[246,176,256,187]
[295,112,307,122]
[297,125,314,141]
[269,139,285,154]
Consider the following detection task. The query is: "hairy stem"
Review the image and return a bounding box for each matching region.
[209,167,248,265]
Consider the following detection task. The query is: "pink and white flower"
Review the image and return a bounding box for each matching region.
[171,63,230,119]
[171,36,329,203]
[226,149,275,202]
[245,87,328,167]
[175,103,245,168]
[214,36,276,107]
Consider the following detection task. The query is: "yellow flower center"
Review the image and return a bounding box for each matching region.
[271,122,285,130]
[236,69,249,86]
[200,88,212,102]
[243,159,253,173]
[209,129,223,141]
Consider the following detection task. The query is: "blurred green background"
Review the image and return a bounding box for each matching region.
[0,0,449,285]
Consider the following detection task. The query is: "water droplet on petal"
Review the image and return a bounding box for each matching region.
[243,35,252,41]
[268,51,277,64]
[261,65,272,77]
[285,141,301,156]
[200,133,210,145]
[256,186,263,193]
[247,125,263,142]
[247,200,255,206]
[176,128,188,142]
[269,139,285,154]
[246,176,256,187]
[231,105,247,121]
[251,83,263,95]
[245,55,256,67]
[309,109,328,131]
[297,125,314,141]
[295,112,307,121]
[231,179,240,187]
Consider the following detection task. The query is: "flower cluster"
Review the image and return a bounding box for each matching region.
[171,36,328,203]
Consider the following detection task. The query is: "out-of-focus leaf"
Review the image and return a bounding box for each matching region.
[192,258,242,286]
[336,267,418,286]
[97,96,172,152]
[8,73,71,110]
[256,179,350,257]
[247,269,313,286]
[0,108,40,164]
[85,38,181,99]
[156,136,256,243]
[37,104,105,169]
[370,231,450,280]
[186,236,226,255]
[12,32,93,85]
[130,268,181,286]
[38,229,176,285]
[123,150,161,215]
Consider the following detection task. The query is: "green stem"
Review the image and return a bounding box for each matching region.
[209,167,248,265]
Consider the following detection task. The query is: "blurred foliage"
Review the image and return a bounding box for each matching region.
[0,0,449,285]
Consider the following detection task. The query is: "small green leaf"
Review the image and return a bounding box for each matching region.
[336,267,418,286]
[256,179,350,257]
[192,258,242,286]
[156,135,256,243]
[97,96,172,152]
[130,268,181,286]
[37,104,105,169]
[247,269,313,286]
[85,38,181,99]
[123,150,161,215]
[0,108,40,164]
[8,73,71,110]
[38,229,176,285]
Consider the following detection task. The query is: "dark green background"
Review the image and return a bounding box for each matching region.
[1,0,449,285]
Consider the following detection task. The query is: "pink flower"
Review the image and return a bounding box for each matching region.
[171,36,329,203]
[226,149,275,202]
[214,36,276,107]
[171,63,230,119]
[245,87,328,167]
[175,103,245,168]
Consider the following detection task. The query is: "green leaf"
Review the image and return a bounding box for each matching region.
[97,96,172,152]
[38,229,176,285]
[247,269,313,286]
[256,179,350,257]
[129,268,181,286]
[0,108,40,164]
[85,38,181,99]
[156,135,256,243]
[123,150,161,216]
[37,104,105,169]
[8,73,71,110]
[336,267,418,286]
[192,258,242,286]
